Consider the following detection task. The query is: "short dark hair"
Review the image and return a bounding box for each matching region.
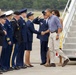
[45,8,52,13]
[52,10,60,17]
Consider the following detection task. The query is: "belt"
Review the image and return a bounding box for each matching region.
[51,30,58,33]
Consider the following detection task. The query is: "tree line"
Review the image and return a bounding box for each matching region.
[0,0,68,10]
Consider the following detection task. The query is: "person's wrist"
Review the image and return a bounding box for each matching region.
[44,32,46,34]
[57,34,60,36]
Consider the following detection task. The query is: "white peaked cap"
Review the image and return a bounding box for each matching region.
[4,10,14,16]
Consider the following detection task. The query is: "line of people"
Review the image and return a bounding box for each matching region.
[0,8,69,74]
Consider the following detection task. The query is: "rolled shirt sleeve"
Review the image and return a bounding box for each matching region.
[54,16,62,29]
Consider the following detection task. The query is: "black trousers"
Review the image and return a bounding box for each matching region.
[16,42,25,67]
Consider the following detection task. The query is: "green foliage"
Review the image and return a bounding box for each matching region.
[0,0,68,10]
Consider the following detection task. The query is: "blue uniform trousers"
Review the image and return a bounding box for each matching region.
[1,45,12,70]
[40,41,48,64]
[16,42,25,67]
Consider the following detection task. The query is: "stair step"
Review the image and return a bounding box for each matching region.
[63,43,76,49]
[68,32,76,37]
[63,49,76,58]
[74,15,76,19]
[65,37,76,43]
[72,20,76,25]
[70,26,76,31]
[63,49,76,51]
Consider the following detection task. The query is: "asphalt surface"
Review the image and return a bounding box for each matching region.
[3,25,76,75]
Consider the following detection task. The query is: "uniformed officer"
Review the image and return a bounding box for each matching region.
[0,14,7,74]
[16,8,27,69]
[1,10,14,71]
[26,12,41,67]
[11,11,22,70]
[33,11,50,66]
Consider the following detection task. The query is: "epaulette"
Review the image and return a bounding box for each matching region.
[11,20,15,22]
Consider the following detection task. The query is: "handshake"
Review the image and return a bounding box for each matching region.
[41,31,46,35]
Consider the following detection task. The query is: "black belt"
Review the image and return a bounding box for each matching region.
[51,30,58,33]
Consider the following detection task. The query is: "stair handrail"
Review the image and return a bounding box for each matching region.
[62,0,76,43]
[62,0,71,19]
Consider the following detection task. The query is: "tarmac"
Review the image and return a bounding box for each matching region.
[3,25,76,75]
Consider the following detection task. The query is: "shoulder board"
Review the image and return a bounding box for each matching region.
[11,20,15,21]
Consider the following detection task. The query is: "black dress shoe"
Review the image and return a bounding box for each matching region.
[40,63,45,65]
[0,72,2,74]
[1,69,7,72]
[24,65,28,68]
[14,67,20,70]
[20,66,27,69]
[8,67,14,71]
[62,59,69,67]
[0,70,3,74]
[50,63,56,67]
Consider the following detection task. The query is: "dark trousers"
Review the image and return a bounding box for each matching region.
[12,43,19,67]
[1,47,6,69]
[0,57,1,69]
[1,45,12,70]
[16,42,25,67]
[0,58,1,69]
[40,41,48,64]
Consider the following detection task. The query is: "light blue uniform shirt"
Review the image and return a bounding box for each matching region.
[48,15,62,32]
